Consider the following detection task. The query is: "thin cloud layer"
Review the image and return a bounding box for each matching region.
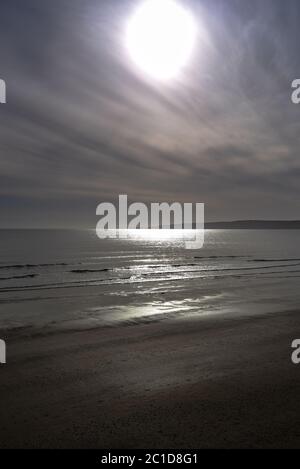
[0,0,299,227]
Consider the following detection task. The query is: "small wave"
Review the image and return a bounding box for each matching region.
[138,262,300,277]
[248,258,300,263]
[71,268,111,273]
[194,255,247,260]
[0,262,67,270]
[0,273,38,281]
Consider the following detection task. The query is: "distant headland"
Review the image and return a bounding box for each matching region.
[204,220,300,229]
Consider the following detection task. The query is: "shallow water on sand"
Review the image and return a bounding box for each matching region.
[0,229,299,333]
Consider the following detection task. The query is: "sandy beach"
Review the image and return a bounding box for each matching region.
[1,308,300,448]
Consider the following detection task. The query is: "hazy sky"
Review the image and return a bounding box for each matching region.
[0,0,300,227]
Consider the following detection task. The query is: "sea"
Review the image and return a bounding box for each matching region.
[0,229,299,335]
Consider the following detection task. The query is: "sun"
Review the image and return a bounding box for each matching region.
[125,0,197,81]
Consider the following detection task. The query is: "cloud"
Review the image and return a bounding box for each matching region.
[0,0,300,227]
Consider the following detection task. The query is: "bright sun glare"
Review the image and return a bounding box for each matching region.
[126,0,197,81]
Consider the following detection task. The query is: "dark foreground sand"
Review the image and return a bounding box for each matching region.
[1,309,300,448]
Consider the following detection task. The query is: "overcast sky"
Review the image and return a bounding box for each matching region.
[0,0,300,228]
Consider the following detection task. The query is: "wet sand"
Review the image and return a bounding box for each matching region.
[1,309,300,448]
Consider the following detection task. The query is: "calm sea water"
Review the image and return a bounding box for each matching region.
[0,229,299,333]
